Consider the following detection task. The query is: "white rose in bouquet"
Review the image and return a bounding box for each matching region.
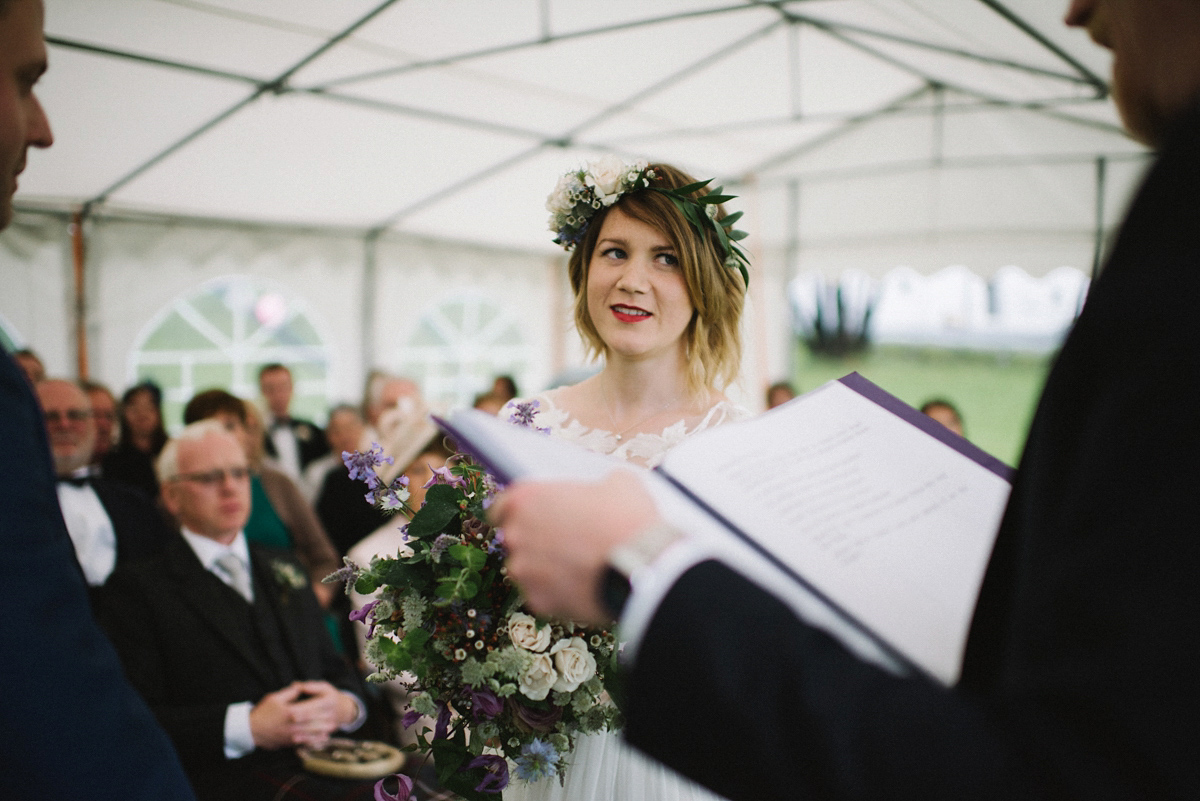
[508,612,552,652]
[585,155,632,206]
[520,653,558,701]
[550,637,597,693]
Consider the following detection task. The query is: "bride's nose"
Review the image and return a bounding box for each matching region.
[614,256,651,293]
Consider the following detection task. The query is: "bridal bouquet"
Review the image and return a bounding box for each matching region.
[331,403,622,800]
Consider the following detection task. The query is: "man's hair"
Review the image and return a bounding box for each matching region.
[257,363,289,381]
[183,388,247,426]
[155,419,231,484]
[327,402,363,423]
[80,379,115,401]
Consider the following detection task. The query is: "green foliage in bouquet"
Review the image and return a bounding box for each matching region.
[331,410,622,799]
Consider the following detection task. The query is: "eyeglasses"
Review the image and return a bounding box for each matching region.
[44,409,91,424]
[170,467,251,486]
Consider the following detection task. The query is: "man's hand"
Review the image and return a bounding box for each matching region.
[249,681,359,750]
[490,469,659,625]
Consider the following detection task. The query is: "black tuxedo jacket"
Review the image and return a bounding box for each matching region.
[91,476,174,563]
[0,352,194,801]
[263,416,330,471]
[624,106,1200,799]
[96,533,360,779]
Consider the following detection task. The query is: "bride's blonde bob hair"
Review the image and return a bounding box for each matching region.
[566,163,746,397]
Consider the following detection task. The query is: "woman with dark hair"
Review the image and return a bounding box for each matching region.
[101,381,168,500]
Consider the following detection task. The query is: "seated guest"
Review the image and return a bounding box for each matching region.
[81,379,118,468]
[95,421,371,801]
[36,379,173,596]
[259,363,329,481]
[301,404,368,502]
[362,373,420,443]
[920,397,965,437]
[315,404,389,556]
[103,381,169,501]
[184,389,340,607]
[490,374,518,405]
[14,347,45,384]
[765,380,796,409]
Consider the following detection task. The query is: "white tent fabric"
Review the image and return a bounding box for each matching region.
[0,0,1149,411]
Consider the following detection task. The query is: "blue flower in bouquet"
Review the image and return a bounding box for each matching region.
[508,399,550,433]
[514,738,559,783]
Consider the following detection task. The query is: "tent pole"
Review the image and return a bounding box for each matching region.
[1092,156,1107,279]
[70,209,88,380]
[362,230,379,378]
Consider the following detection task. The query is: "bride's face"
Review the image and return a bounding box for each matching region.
[586,205,694,362]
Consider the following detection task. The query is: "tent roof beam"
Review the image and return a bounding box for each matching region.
[976,0,1108,94]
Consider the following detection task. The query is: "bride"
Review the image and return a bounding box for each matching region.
[503,157,749,801]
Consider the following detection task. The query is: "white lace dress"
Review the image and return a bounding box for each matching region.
[501,388,750,801]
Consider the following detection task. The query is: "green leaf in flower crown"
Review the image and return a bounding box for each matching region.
[407,484,462,539]
[448,544,488,571]
[703,193,735,204]
[722,210,744,226]
[729,229,749,241]
[672,178,713,195]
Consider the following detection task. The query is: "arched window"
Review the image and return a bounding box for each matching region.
[130,276,331,431]
[397,293,527,409]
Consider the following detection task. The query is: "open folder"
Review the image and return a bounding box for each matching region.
[434,373,1013,686]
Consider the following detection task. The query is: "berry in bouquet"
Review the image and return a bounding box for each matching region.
[329,403,622,800]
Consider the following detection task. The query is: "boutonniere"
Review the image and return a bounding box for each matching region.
[295,424,312,442]
[271,559,308,600]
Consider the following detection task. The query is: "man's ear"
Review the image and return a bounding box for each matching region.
[161,482,181,518]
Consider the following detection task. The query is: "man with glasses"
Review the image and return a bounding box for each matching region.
[36,378,172,595]
[96,419,374,801]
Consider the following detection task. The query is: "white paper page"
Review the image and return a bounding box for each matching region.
[441,409,912,676]
[660,381,1011,684]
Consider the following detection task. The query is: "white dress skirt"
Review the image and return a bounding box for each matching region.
[500,390,750,801]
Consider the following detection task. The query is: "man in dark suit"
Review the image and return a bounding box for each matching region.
[36,378,173,590]
[494,1,1200,798]
[260,363,329,480]
[0,2,195,798]
[97,420,373,800]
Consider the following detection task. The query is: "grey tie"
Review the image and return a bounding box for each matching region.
[215,553,254,603]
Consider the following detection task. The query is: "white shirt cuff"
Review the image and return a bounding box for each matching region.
[224,701,255,759]
[616,539,711,665]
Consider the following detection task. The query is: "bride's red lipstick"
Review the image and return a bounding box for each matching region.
[611,305,651,323]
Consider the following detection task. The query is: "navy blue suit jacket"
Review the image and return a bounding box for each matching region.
[0,351,195,800]
[625,105,1200,800]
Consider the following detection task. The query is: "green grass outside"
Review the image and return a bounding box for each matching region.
[790,343,1058,468]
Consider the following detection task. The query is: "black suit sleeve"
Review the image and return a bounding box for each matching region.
[0,353,195,801]
[625,562,1040,801]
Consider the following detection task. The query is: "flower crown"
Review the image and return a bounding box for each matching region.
[545,156,750,288]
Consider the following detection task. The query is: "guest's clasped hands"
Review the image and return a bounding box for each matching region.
[249,680,358,750]
[491,469,657,626]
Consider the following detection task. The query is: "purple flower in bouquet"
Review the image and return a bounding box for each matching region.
[423,464,466,489]
[348,600,380,638]
[509,699,563,733]
[508,400,550,434]
[344,443,392,490]
[513,738,559,783]
[469,687,503,723]
[467,754,509,793]
[434,701,451,740]
[400,708,423,730]
[374,773,414,801]
[429,533,458,562]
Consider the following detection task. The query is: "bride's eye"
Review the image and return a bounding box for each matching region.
[600,247,627,260]
[656,252,679,267]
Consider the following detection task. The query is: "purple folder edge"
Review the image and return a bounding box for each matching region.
[837,372,1014,483]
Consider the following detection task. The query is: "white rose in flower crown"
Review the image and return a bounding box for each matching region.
[508,612,552,652]
[519,653,557,701]
[546,172,582,215]
[550,637,597,693]
[585,155,634,206]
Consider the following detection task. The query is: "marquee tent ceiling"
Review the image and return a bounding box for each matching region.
[20,0,1147,257]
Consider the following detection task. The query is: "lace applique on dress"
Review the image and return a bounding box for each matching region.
[503,389,751,468]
